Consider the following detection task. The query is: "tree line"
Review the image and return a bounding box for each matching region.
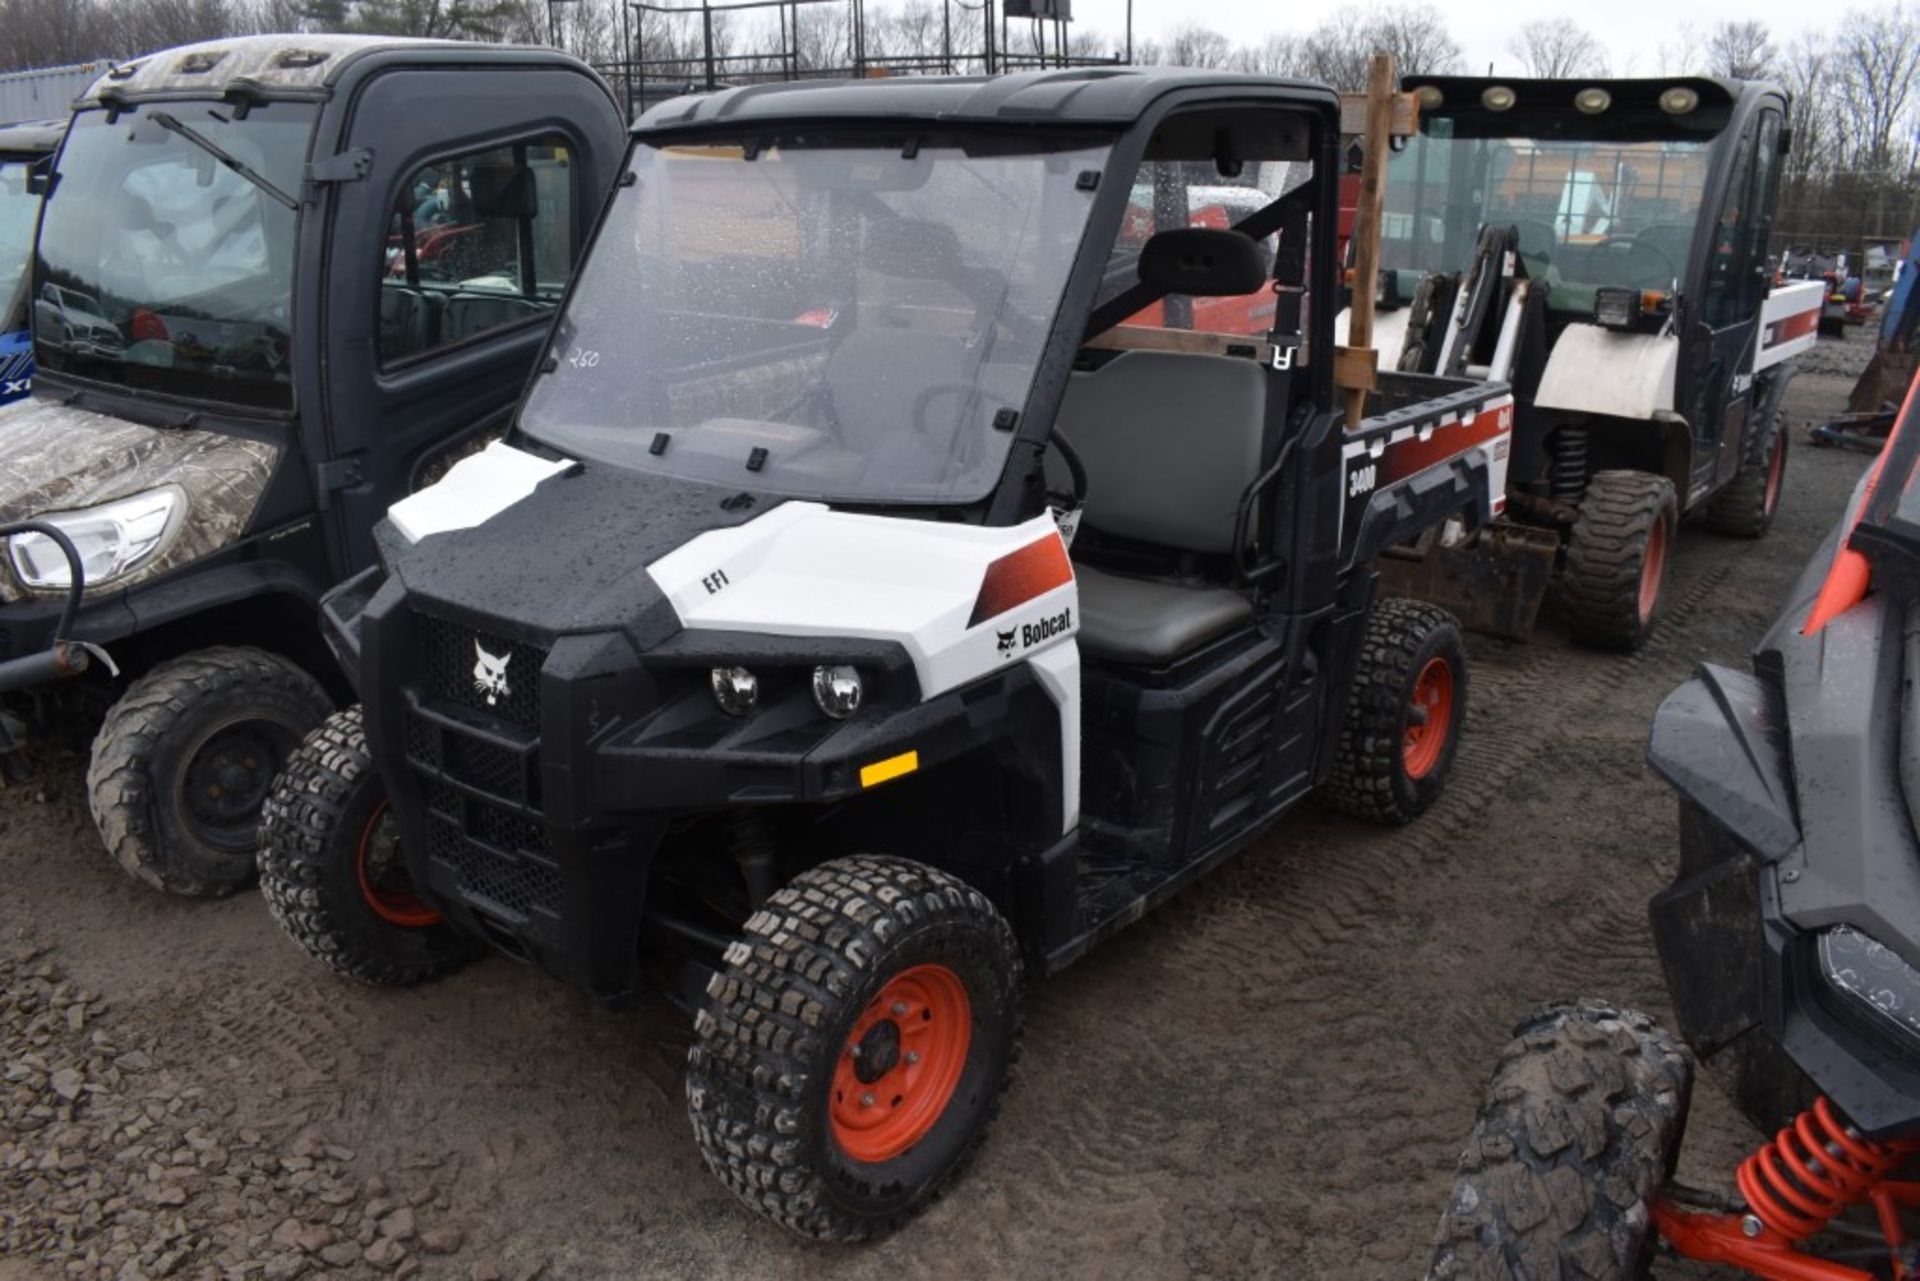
[3,0,1917,250]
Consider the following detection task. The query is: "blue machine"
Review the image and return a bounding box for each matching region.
[0,120,67,408]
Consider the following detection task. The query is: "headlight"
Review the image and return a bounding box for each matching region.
[1481,85,1517,112]
[1817,925,1920,1048]
[1594,287,1642,331]
[1574,87,1612,115]
[811,665,863,720]
[9,486,185,589]
[710,666,758,717]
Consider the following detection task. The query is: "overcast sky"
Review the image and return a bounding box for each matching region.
[1059,0,1820,76]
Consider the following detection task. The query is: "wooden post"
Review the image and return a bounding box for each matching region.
[1340,52,1396,430]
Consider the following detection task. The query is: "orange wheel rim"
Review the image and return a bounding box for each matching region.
[1638,517,1669,623]
[1763,435,1785,514]
[355,801,441,928]
[1402,657,1454,780]
[830,964,971,1163]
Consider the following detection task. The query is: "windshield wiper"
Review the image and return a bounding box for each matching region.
[148,111,298,211]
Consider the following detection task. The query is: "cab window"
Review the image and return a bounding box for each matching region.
[379,136,576,365]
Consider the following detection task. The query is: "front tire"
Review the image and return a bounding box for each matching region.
[1323,597,1468,825]
[1562,471,1678,651]
[1427,1001,1694,1281]
[258,707,481,986]
[88,646,332,897]
[687,855,1022,1241]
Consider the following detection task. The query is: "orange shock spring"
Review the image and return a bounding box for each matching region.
[1736,1097,1915,1242]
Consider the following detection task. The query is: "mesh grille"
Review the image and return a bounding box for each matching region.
[416,613,545,730]
[427,818,563,918]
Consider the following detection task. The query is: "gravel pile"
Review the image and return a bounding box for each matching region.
[0,942,490,1280]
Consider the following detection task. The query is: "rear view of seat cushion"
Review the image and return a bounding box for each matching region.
[1074,564,1255,664]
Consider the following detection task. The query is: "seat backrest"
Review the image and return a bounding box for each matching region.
[378,283,441,358]
[825,328,969,450]
[1055,350,1267,555]
[443,292,546,343]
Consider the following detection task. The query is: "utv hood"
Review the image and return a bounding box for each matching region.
[0,397,280,600]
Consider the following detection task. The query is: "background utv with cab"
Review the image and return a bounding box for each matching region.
[0,35,625,897]
[261,68,1516,1240]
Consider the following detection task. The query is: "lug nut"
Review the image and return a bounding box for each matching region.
[905,1051,920,1065]
[860,1092,875,1108]
[891,1001,908,1016]
[1741,1214,1764,1239]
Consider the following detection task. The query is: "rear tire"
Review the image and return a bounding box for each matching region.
[88,647,332,897]
[1427,1000,1694,1281]
[1323,597,1467,825]
[1704,413,1787,539]
[1562,471,1678,651]
[258,707,481,986]
[686,855,1021,1241]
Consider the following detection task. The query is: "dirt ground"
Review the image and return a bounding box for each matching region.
[0,334,1887,1281]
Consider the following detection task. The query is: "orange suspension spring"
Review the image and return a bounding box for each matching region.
[1736,1097,1915,1242]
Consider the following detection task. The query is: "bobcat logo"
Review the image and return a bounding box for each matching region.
[472,640,512,706]
[996,628,1018,656]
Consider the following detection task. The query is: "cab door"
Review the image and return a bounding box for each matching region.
[1682,108,1782,505]
[315,65,623,575]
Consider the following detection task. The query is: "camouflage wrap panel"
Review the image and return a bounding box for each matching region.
[75,34,465,104]
[0,398,279,601]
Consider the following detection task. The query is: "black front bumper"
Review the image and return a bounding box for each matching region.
[338,571,1057,1004]
[1649,666,1920,1140]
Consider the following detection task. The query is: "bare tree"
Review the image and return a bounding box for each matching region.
[1507,18,1606,78]
[1231,32,1299,78]
[1295,11,1370,92]
[1156,21,1231,70]
[1704,19,1774,80]
[1832,5,1920,172]
[1365,2,1460,78]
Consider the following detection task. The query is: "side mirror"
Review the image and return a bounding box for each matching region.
[1137,228,1267,298]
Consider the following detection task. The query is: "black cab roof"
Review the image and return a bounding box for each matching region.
[634,67,1341,135]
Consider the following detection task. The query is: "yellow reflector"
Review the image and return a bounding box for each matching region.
[860,750,919,789]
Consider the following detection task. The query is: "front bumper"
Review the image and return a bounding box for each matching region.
[1649,664,1920,1139]
[339,575,1060,1003]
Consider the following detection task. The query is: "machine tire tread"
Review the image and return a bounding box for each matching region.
[686,854,1021,1242]
[1426,999,1694,1281]
[1562,471,1677,651]
[88,646,331,898]
[1323,597,1467,825]
[258,706,481,986]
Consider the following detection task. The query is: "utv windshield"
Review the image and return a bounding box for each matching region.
[520,130,1109,504]
[33,102,311,409]
[1382,113,1725,315]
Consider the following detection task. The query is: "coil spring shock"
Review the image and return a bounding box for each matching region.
[1550,425,1590,502]
[1736,1097,1917,1242]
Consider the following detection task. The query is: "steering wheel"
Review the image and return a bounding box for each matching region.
[1594,235,1679,288]
[907,382,981,438]
[1045,430,1087,516]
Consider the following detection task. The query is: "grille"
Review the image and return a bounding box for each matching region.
[416,612,546,730]
[406,711,539,807]
[427,818,564,917]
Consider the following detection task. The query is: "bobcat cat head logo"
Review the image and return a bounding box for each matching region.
[472,640,511,705]
[996,628,1017,656]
